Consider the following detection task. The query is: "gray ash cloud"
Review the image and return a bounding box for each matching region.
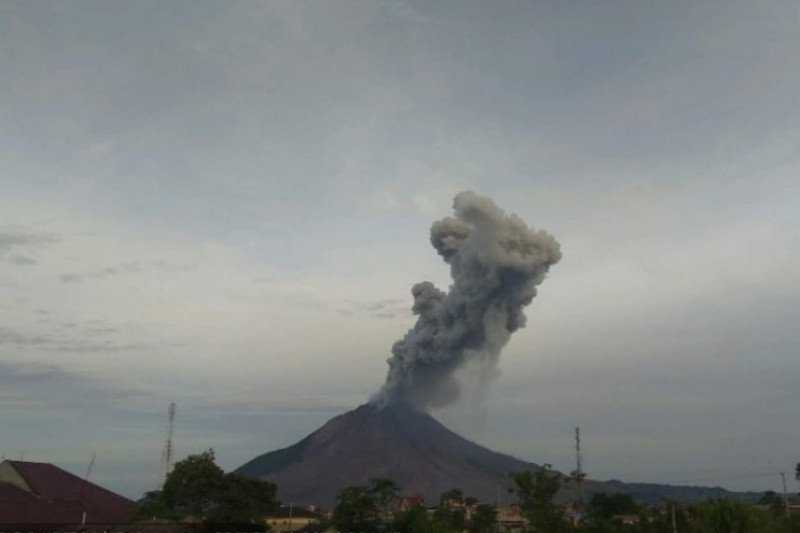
[373,192,561,410]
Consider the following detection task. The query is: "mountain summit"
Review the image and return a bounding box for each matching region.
[236,403,533,506]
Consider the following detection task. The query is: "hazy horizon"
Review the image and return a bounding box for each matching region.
[2,0,799,499]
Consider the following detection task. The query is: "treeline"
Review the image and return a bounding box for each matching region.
[328,466,800,533]
[136,451,799,533]
[329,466,800,533]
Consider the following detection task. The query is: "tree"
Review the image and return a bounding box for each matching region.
[333,479,401,533]
[209,473,279,523]
[690,499,768,533]
[435,488,467,531]
[512,465,568,533]
[137,449,278,524]
[136,490,179,521]
[370,478,400,520]
[440,488,464,506]
[469,504,497,533]
[759,490,785,515]
[333,486,381,533]
[434,506,466,531]
[162,449,226,517]
[588,493,638,520]
[393,505,431,533]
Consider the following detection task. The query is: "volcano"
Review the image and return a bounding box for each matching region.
[236,403,534,506]
[237,194,756,506]
[236,403,758,507]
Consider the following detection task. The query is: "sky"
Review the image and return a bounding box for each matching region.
[1,0,799,499]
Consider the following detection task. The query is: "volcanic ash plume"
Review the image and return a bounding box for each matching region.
[373,191,562,410]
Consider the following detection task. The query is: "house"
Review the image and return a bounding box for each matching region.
[265,505,322,532]
[0,460,136,524]
[496,504,527,533]
[612,514,641,525]
[397,494,426,512]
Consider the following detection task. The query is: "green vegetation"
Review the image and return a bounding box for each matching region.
[136,449,278,525]
[332,482,497,533]
[434,488,467,531]
[469,504,498,533]
[512,464,570,533]
[332,478,399,533]
[139,459,800,533]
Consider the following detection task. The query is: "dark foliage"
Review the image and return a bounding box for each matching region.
[588,492,639,519]
[512,465,569,533]
[136,449,277,525]
[469,504,498,533]
[332,479,398,533]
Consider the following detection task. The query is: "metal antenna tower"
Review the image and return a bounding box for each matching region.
[79,451,97,505]
[161,402,177,482]
[574,427,585,505]
[85,451,96,481]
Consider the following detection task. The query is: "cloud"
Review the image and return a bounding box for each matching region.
[0,361,70,385]
[0,360,147,417]
[0,228,58,267]
[0,327,50,347]
[338,298,410,320]
[0,228,59,253]
[8,255,37,266]
[58,259,187,283]
[0,325,149,354]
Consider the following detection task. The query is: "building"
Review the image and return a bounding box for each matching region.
[496,504,527,533]
[0,460,136,524]
[396,495,426,512]
[265,505,322,532]
[612,514,641,525]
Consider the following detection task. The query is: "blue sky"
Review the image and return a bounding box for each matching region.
[1,0,799,498]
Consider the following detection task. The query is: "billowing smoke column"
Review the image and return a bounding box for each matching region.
[374,191,561,411]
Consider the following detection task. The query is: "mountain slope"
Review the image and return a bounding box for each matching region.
[237,403,534,506]
[237,403,759,507]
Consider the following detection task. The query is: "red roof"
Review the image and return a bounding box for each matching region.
[0,461,135,524]
[0,498,85,524]
[0,482,36,502]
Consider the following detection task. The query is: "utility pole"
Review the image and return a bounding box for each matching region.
[780,472,789,517]
[495,484,500,533]
[671,503,678,533]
